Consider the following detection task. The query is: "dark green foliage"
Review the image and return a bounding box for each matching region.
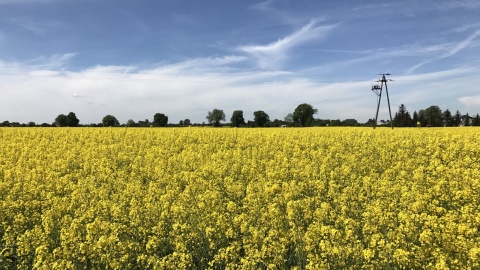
[230,110,245,127]
[293,103,317,127]
[453,110,462,127]
[393,104,412,127]
[419,105,443,127]
[126,119,137,127]
[473,114,480,126]
[55,112,79,127]
[137,119,151,127]
[206,109,226,127]
[54,114,68,127]
[412,111,419,127]
[102,115,120,127]
[341,119,358,126]
[183,119,191,126]
[442,109,454,127]
[66,112,80,127]
[153,113,168,127]
[253,110,270,127]
[284,113,293,125]
[464,113,471,126]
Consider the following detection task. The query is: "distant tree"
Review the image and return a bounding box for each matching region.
[412,111,419,127]
[27,121,36,127]
[66,112,80,127]
[206,109,226,127]
[341,119,358,126]
[420,105,442,127]
[153,113,168,127]
[284,113,294,125]
[102,115,120,127]
[330,119,342,126]
[137,119,150,127]
[453,110,462,126]
[54,114,68,127]
[253,110,270,127]
[473,114,480,126]
[230,110,245,127]
[126,119,137,127]
[271,119,286,127]
[365,119,375,126]
[293,103,318,127]
[183,119,191,126]
[1,121,10,127]
[464,113,471,126]
[40,123,51,127]
[417,110,427,126]
[442,109,454,127]
[313,118,330,126]
[393,104,412,127]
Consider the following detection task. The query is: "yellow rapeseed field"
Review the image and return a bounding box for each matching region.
[1,127,479,269]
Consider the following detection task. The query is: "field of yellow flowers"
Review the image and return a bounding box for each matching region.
[1,127,479,269]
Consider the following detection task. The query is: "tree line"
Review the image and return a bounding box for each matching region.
[1,103,479,127]
[392,104,480,127]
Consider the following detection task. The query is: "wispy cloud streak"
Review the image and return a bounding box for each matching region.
[439,0,480,10]
[238,21,336,69]
[25,53,77,69]
[405,30,480,74]
[250,0,276,11]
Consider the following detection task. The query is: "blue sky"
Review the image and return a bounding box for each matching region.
[1,0,479,124]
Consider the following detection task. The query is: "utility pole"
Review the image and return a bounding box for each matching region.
[371,73,393,129]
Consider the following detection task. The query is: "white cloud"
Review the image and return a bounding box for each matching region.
[405,30,480,74]
[29,70,61,77]
[72,93,85,98]
[1,51,480,125]
[351,2,413,11]
[458,96,480,113]
[154,55,246,74]
[21,53,78,70]
[9,18,46,35]
[238,21,336,69]
[443,30,480,57]
[0,55,370,124]
[250,0,276,11]
[453,23,480,33]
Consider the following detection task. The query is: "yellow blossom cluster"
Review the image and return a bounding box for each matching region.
[0,127,479,269]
